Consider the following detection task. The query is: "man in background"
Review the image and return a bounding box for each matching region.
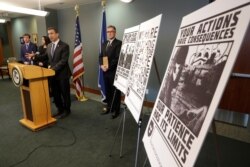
[20,33,37,64]
[99,25,122,119]
[47,27,72,119]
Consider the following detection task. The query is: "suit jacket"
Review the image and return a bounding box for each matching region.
[99,38,122,74]
[33,45,48,67]
[47,40,71,80]
[20,42,37,63]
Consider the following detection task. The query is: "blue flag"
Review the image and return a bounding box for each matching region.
[98,9,107,102]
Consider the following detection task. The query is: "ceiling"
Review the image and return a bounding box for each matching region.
[0,0,100,18]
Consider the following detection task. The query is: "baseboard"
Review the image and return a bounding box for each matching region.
[70,84,154,108]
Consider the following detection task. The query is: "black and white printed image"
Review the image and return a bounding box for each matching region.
[159,42,232,136]
[118,44,134,69]
[143,2,250,167]
[125,15,162,122]
[128,38,157,99]
[114,26,139,95]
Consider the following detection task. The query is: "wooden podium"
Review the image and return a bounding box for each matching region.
[8,63,56,131]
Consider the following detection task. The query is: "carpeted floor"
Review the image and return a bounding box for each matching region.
[0,79,250,167]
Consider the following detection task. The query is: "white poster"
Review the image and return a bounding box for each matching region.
[143,1,250,167]
[114,25,139,94]
[125,14,162,123]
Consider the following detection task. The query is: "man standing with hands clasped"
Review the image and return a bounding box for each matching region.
[99,25,122,119]
[47,27,72,119]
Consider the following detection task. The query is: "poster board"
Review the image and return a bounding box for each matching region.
[143,0,250,167]
[114,25,139,94]
[125,14,162,123]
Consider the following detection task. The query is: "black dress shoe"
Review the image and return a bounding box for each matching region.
[52,111,63,117]
[111,112,119,119]
[101,110,110,115]
[59,112,70,119]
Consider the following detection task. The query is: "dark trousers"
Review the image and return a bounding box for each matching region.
[104,72,121,113]
[51,77,71,113]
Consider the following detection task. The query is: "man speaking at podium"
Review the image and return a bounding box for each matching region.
[47,27,72,119]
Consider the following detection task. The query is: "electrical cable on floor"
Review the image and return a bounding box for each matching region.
[9,126,77,167]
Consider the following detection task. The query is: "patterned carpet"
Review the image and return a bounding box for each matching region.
[1,79,250,167]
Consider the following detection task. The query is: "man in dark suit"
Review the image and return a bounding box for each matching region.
[20,33,37,64]
[99,25,122,119]
[47,27,72,119]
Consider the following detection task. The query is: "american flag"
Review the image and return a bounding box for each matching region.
[73,15,85,100]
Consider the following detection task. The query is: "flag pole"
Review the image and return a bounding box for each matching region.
[74,4,88,102]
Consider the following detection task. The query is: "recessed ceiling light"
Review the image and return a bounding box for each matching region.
[120,0,134,3]
[0,19,6,23]
[0,2,48,17]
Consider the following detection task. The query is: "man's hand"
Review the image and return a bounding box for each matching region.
[101,65,108,72]
[25,52,35,60]
[38,62,44,66]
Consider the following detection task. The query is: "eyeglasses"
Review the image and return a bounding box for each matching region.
[107,31,115,33]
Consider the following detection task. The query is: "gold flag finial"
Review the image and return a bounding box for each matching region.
[75,4,79,16]
[101,0,106,7]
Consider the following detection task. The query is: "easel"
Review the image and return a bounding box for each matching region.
[108,100,145,167]
[134,57,162,167]
[211,119,221,167]
[108,88,146,166]
[109,54,162,166]
[134,117,142,167]
[109,102,127,158]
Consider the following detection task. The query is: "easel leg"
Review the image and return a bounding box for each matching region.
[109,111,124,157]
[109,105,127,157]
[109,88,117,114]
[212,119,221,167]
[120,106,126,158]
[143,156,148,167]
[135,119,142,167]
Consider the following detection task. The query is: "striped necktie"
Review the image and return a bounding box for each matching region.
[106,41,110,51]
[51,43,55,56]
